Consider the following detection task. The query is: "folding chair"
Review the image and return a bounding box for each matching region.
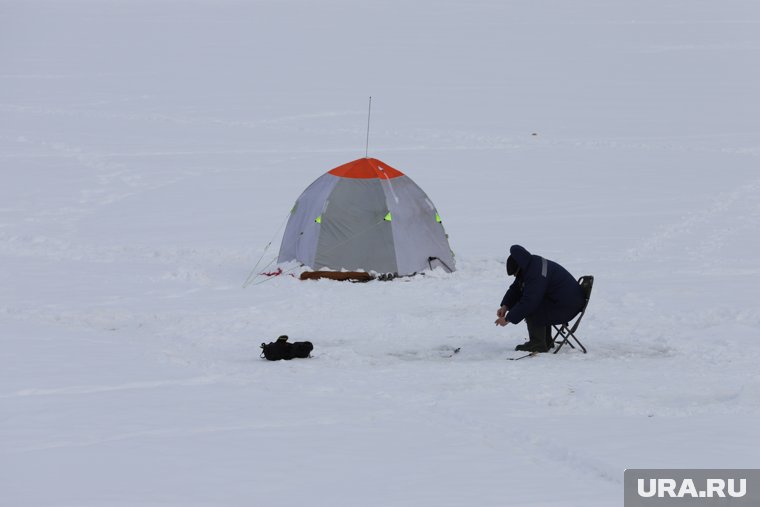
[552,275,594,354]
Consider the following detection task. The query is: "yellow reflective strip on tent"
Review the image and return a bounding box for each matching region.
[435,213,442,223]
[315,215,322,224]
[384,212,392,221]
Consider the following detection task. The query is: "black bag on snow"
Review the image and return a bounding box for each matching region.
[260,335,313,361]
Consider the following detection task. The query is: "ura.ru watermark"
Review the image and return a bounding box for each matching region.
[637,478,745,498]
[624,469,759,506]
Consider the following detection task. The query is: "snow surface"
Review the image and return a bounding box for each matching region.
[2,1,760,506]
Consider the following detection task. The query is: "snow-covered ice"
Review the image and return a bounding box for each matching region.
[2,1,759,506]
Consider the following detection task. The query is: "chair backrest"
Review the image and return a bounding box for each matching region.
[567,275,594,333]
[579,275,594,305]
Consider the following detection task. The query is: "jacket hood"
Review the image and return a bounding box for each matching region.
[509,244,532,270]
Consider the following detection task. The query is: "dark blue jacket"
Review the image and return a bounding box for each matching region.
[501,245,585,326]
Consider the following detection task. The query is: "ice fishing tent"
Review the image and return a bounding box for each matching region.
[277,157,455,276]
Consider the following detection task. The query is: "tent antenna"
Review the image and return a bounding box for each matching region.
[365,96,372,158]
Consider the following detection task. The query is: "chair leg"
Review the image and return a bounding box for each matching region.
[567,331,587,353]
[554,334,569,353]
[563,326,575,347]
[552,325,574,354]
[552,325,586,354]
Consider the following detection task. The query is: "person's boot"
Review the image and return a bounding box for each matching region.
[528,340,549,353]
[515,340,548,353]
[523,319,549,353]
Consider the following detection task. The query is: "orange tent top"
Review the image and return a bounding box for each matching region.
[328,158,405,179]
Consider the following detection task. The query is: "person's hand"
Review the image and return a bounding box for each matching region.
[494,316,509,327]
[496,305,507,319]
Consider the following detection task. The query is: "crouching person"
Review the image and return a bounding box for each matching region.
[494,245,585,353]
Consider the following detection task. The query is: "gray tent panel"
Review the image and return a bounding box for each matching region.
[383,175,456,275]
[277,173,339,267]
[313,178,398,273]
